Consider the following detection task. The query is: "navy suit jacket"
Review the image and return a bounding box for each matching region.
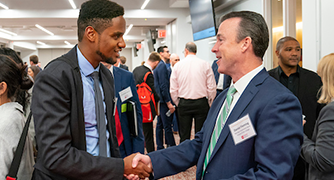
[119,64,129,71]
[113,66,144,157]
[212,59,231,97]
[153,60,171,103]
[149,69,303,179]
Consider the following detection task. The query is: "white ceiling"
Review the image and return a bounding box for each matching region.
[0,0,189,50]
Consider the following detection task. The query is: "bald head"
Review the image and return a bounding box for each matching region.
[185,42,197,53]
[170,53,180,67]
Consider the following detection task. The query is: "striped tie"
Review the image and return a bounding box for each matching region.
[202,86,236,177]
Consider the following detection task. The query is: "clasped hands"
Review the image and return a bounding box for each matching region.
[123,153,152,180]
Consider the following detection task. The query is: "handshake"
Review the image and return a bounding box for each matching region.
[123,153,152,180]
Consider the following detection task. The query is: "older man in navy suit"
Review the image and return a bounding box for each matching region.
[132,11,303,180]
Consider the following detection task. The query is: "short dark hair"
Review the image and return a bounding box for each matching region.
[276,36,299,52]
[157,46,168,53]
[29,55,39,64]
[220,11,269,58]
[0,55,24,100]
[77,0,124,42]
[148,52,161,62]
[185,42,197,53]
[120,56,126,64]
[0,47,23,66]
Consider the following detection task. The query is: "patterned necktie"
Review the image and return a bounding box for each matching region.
[91,72,107,157]
[202,86,237,177]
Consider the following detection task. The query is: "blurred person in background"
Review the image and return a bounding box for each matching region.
[120,55,129,71]
[0,47,36,158]
[28,66,41,81]
[0,47,34,114]
[301,53,334,180]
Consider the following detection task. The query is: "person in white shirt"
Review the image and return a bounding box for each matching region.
[170,42,216,142]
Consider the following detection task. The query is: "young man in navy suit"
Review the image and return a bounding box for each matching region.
[154,46,176,149]
[101,60,145,158]
[132,11,303,180]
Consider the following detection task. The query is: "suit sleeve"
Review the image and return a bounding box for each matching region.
[211,60,219,84]
[148,128,204,179]
[147,73,159,103]
[129,74,145,153]
[301,104,334,172]
[206,63,217,105]
[32,69,124,180]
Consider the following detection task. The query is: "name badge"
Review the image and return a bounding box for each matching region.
[119,86,133,102]
[229,114,256,145]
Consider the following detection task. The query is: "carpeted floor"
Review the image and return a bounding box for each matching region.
[143,118,197,180]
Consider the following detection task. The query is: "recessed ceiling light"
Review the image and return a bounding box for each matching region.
[68,0,76,9]
[141,0,150,10]
[37,41,46,46]
[0,28,17,36]
[35,24,54,36]
[0,2,9,9]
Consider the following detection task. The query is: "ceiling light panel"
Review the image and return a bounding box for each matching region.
[0,28,17,36]
[141,0,150,9]
[124,24,133,36]
[68,0,76,9]
[37,41,46,45]
[0,2,9,9]
[35,24,54,36]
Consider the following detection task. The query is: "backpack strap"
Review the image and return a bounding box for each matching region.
[6,111,32,180]
[143,71,151,83]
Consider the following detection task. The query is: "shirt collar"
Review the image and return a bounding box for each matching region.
[109,66,114,76]
[77,46,100,76]
[232,64,264,95]
[278,65,300,77]
[144,62,153,72]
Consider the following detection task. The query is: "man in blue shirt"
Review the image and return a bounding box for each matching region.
[31,0,151,179]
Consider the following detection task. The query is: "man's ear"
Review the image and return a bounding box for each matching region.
[241,37,252,53]
[275,50,280,58]
[85,26,97,42]
[0,82,8,97]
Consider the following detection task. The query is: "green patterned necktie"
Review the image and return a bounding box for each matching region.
[202,86,237,177]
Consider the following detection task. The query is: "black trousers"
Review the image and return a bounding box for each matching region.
[177,97,209,143]
[143,122,154,153]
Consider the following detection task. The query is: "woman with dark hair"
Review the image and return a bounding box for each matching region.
[0,47,33,114]
[27,65,40,81]
[0,55,34,179]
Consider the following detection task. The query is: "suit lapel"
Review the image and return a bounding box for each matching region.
[297,67,306,99]
[201,93,227,154]
[113,67,123,116]
[208,69,267,162]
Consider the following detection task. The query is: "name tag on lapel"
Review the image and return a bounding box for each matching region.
[229,114,256,145]
[119,86,133,102]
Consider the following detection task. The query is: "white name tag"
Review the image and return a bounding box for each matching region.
[119,86,133,102]
[229,114,257,145]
